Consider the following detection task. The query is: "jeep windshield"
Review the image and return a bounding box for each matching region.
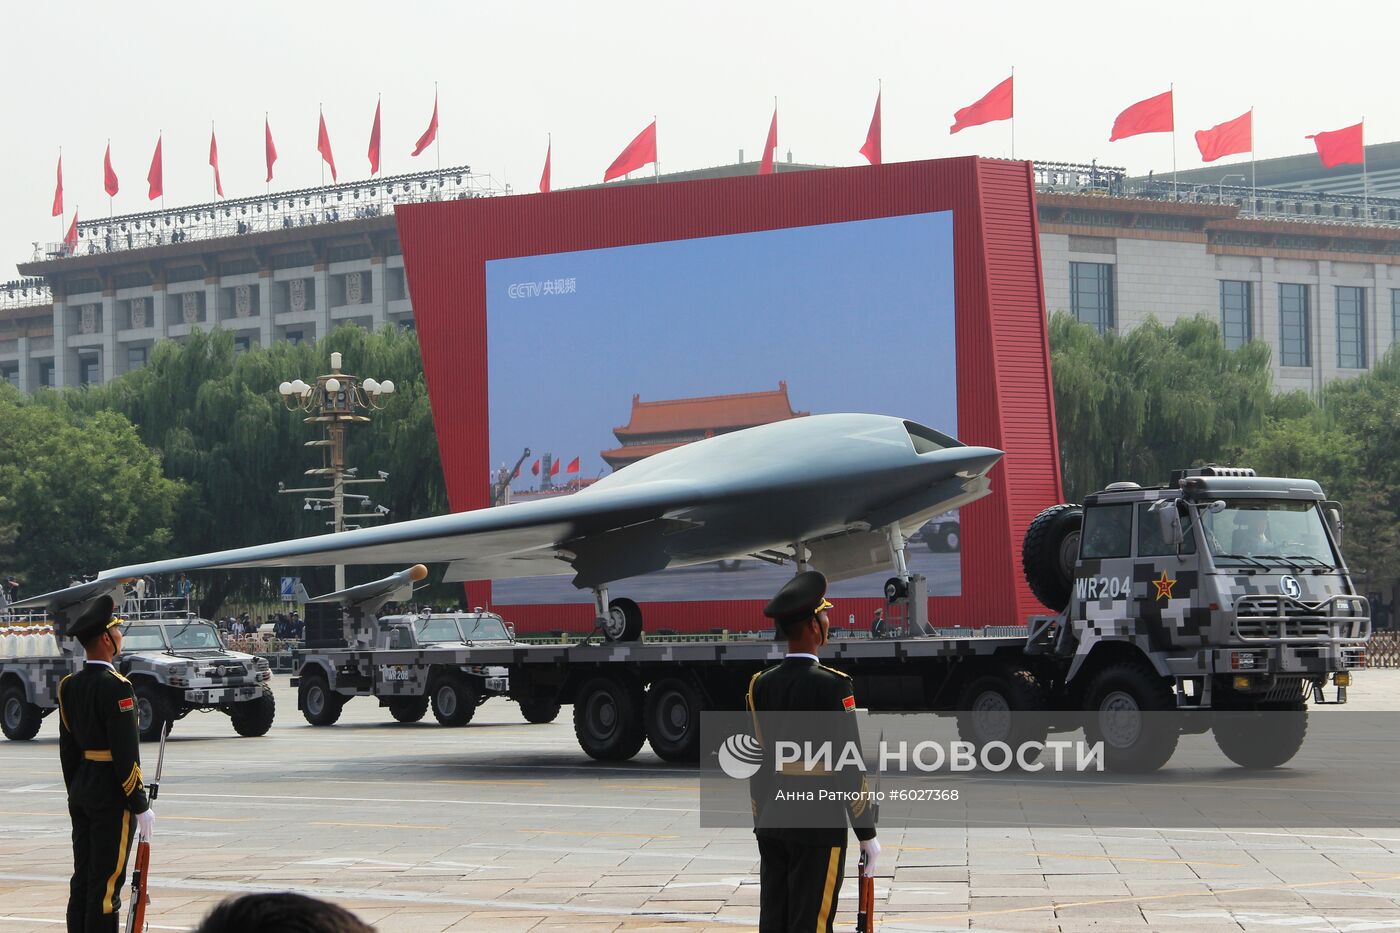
[1199,499,1338,569]
[166,622,223,650]
[460,617,510,642]
[120,624,167,650]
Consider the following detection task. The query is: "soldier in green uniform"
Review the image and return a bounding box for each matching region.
[58,594,155,932]
[747,570,879,933]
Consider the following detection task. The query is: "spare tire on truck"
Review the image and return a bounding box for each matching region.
[1022,504,1083,611]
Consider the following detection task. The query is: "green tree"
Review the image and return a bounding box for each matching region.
[1049,312,1274,500]
[0,383,185,595]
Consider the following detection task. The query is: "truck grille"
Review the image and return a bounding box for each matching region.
[1233,594,1371,644]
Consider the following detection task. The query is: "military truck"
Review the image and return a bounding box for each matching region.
[288,466,1365,771]
[292,593,528,727]
[1,599,275,742]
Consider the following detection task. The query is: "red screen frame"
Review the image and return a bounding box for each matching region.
[396,156,1061,632]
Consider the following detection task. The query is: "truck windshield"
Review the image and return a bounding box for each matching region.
[167,623,223,649]
[460,617,510,641]
[120,624,167,650]
[1199,499,1337,568]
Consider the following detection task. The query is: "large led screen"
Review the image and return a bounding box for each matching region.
[483,209,956,607]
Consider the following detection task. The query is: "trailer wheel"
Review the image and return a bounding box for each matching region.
[519,699,562,724]
[1084,662,1178,772]
[134,681,175,742]
[884,577,908,600]
[431,673,477,727]
[230,687,276,737]
[1022,504,1083,611]
[1,683,42,741]
[574,675,646,761]
[645,677,706,763]
[299,671,344,726]
[603,598,643,642]
[388,695,430,724]
[1213,701,1308,769]
[955,667,1050,766]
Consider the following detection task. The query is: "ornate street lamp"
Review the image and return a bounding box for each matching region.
[277,351,396,591]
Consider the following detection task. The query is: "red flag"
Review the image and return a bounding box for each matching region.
[549,458,561,477]
[950,75,1013,134]
[367,98,382,175]
[530,459,541,476]
[52,155,63,217]
[103,143,119,198]
[604,120,657,182]
[411,91,438,157]
[566,456,581,474]
[539,138,551,193]
[63,210,78,251]
[1307,122,1364,168]
[147,135,163,201]
[1110,90,1173,141]
[209,128,224,197]
[317,110,338,182]
[1194,110,1251,163]
[759,107,778,175]
[859,89,882,165]
[265,116,278,182]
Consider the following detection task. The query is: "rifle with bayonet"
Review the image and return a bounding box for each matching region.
[125,722,168,933]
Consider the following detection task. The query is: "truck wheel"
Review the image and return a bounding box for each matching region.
[1213,701,1308,769]
[574,675,646,761]
[299,671,344,726]
[389,695,430,723]
[230,688,276,737]
[1084,662,1178,772]
[884,577,908,600]
[603,598,643,642]
[519,699,562,724]
[645,677,705,763]
[431,673,477,727]
[1,683,43,741]
[955,667,1049,766]
[133,681,174,743]
[1022,504,1082,611]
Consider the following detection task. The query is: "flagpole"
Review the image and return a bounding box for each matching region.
[266,112,271,202]
[1361,117,1369,221]
[434,82,441,173]
[1010,65,1016,160]
[378,92,384,179]
[320,105,326,187]
[1170,82,1178,200]
[108,138,113,221]
[159,129,165,212]
[57,146,63,244]
[654,114,660,183]
[1249,106,1256,218]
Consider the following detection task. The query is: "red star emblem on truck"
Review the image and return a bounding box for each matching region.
[1153,570,1177,601]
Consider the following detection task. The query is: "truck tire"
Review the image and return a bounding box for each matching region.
[299,671,344,726]
[926,523,960,553]
[230,688,276,737]
[1083,661,1178,772]
[389,695,430,723]
[134,681,174,743]
[955,667,1050,766]
[604,598,643,643]
[519,699,562,724]
[645,677,705,763]
[1,683,43,741]
[430,673,477,727]
[1022,504,1083,611]
[574,675,646,761]
[1213,701,1308,769]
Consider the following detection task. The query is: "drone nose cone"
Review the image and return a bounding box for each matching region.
[925,445,1003,479]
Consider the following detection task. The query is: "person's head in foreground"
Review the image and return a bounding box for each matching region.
[196,892,376,933]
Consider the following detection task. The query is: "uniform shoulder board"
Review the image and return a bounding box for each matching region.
[107,669,131,685]
[817,663,852,680]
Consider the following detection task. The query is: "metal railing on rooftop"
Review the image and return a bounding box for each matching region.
[33,165,510,261]
[1033,159,1400,228]
[0,277,52,310]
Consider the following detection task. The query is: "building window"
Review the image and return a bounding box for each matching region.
[1279,284,1310,368]
[2,365,17,387]
[1220,281,1252,350]
[1070,262,1115,334]
[38,361,54,387]
[127,346,148,371]
[233,335,252,354]
[285,329,304,346]
[79,356,100,386]
[1336,286,1367,369]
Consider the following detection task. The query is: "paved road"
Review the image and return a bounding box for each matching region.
[4,675,1400,931]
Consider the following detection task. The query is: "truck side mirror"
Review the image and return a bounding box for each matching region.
[1323,500,1343,544]
[1149,499,1183,546]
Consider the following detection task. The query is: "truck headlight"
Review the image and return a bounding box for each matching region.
[1335,672,1352,686]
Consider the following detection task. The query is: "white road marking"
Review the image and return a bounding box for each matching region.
[0,917,189,931]
[8,783,57,793]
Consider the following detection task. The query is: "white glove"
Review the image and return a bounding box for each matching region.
[859,837,881,875]
[136,808,155,842]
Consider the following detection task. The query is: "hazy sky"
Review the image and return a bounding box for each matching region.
[3,1,1395,273]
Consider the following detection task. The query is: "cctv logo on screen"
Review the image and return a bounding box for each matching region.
[507,278,577,298]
